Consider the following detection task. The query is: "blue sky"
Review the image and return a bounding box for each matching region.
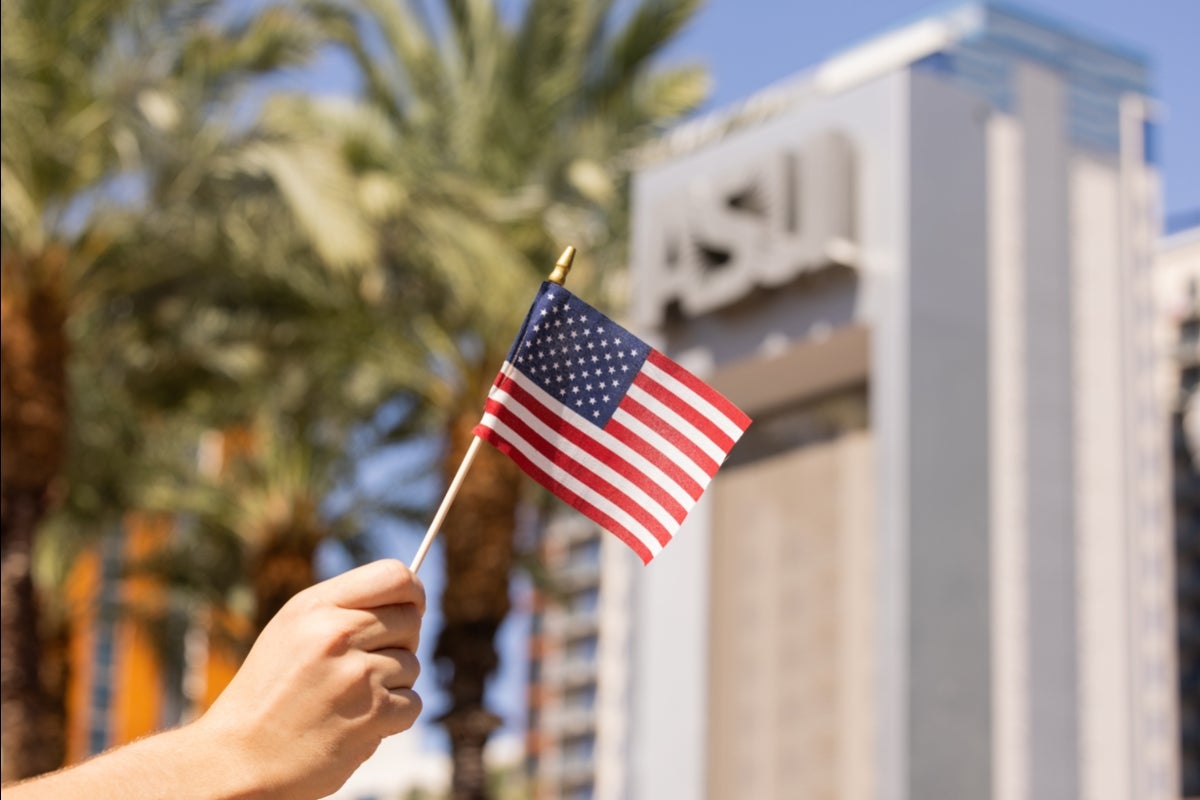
[659,0,1199,219]
[298,0,1197,216]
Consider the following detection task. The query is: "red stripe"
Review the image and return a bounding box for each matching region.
[494,379,689,523]
[646,349,751,430]
[474,425,655,564]
[488,362,705,500]
[618,395,720,478]
[482,397,673,547]
[604,416,704,501]
[633,372,735,453]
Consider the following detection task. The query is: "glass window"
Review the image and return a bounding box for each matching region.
[565,684,597,713]
[569,538,601,567]
[570,587,600,615]
[566,636,598,663]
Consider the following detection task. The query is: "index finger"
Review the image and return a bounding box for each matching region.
[318,559,426,614]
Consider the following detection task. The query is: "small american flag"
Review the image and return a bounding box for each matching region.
[474,281,751,563]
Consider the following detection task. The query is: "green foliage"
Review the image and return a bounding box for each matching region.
[2,0,416,686]
[3,0,709,771]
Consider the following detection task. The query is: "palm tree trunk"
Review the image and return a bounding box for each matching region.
[252,533,318,635]
[435,393,522,800]
[0,251,69,783]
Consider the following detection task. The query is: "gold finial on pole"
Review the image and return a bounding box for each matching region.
[548,245,575,285]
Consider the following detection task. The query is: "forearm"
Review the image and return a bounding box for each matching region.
[5,720,266,800]
[6,560,424,800]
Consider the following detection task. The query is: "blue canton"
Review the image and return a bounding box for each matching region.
[507,283,649,428]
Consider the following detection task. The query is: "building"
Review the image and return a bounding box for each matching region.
[569,4,1180,800]
[1156,218,1200,797]
[523,514,606,799]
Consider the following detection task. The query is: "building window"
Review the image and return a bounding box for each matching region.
[566,635,598,664]
[568,538,601,568]
[570,586,600,616]
[565,684,597,714]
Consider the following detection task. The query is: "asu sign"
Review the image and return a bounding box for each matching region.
[633,131,858,326]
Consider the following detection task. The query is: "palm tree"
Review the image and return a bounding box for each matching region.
[311,1,708,794]
[0,0,376,780]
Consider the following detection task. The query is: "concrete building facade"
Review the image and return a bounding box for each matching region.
[1155,222,1200,797]
[591,5,1179,800]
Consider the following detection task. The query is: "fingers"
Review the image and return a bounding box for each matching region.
[381,688,423,735]
[318,559,426,614]
[365,649,421,690]
[348,604,422,652]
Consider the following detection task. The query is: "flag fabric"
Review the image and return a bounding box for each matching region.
[474,281,751,563]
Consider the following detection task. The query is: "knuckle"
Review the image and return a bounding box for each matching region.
[408,652,422,683]
[310,612,354,655]
[399,605,422,647]
[394,690,423,727]
[285,585,327,617]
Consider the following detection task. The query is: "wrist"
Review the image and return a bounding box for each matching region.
[173,717,275,800]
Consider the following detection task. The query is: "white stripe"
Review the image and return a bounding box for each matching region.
[626,383,727,465]
[479,413,664,557]
[502,367,698,510]
[488,385,682,534]
[641,359,746,440]
[612,407,712,487]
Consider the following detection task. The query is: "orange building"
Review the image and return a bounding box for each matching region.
[62,510,243,762]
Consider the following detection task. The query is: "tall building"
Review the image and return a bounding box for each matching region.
[577,4,1179,800]
[1156,219,1200,797]
[524,515,606,800]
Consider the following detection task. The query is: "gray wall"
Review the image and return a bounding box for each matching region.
[905,69,995,800]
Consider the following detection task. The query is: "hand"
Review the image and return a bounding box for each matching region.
[6,559,425,800]
[193,558,426,798]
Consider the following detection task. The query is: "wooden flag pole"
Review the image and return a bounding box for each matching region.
[409,245,576,574]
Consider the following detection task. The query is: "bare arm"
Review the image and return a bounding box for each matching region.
[7,559,425,800]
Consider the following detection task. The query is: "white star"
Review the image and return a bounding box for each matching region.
[604,353,612,361]
[600,339,608,347]
[576,400,584,407]
[608,367,616,375]
[599,381,606,389]
[572,386,580,394]
[593,410,600,418]
[540,309,548,316]
[586,341,595,350]
[589,397,597,405]
[603,395,610,402]
[591,355,599,363]
[621,364,629,372]
[574,344,582,352]
[585,384,593,391]
[558,333,565,341]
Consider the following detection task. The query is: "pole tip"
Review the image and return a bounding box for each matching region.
[548,245,576,285]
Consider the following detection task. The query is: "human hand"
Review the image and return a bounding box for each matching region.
[194,559,425,799]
